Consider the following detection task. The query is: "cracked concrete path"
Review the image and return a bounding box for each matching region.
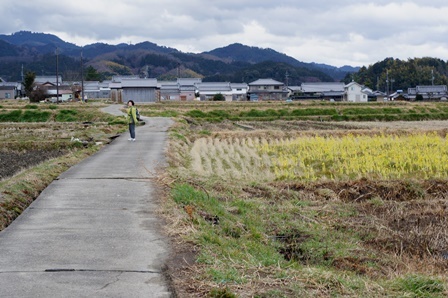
[0,105,174,297]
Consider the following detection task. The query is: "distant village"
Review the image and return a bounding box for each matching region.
[1,75,447,103]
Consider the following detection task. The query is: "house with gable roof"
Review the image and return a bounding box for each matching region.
[157,78,200,101]
[344,81,369,102]
[230,83,249,101]
[195,82,232,101]
[110,78,159,103]
[407,85,447,100]
[158,80,181,101]
[81,81,111,99]
[300,82,345,100]
[0,82,22,99]
[178,78,201,101]
[248,78,288,101]
[34,75,63,86]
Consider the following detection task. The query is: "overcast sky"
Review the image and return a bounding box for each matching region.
[2,0,448,67]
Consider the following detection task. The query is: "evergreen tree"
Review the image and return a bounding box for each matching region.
[85,66,102,81]
[23,71,36,97]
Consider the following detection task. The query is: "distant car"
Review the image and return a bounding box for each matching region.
[286,98,293,102]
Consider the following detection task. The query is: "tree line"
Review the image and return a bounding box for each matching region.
[343,57,448,93]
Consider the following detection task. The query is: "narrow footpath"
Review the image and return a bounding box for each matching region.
[0,105,174,297]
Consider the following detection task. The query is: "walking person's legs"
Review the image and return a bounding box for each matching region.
[129,123,136,141]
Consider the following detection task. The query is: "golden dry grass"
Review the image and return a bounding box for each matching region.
[163,118,448,297]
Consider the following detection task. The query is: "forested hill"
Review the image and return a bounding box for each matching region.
[204,43,358,80]
[3,31,448,89]
[0,31,356,83]
[344,57,448,93]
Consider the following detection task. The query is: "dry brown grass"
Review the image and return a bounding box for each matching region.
[162,118,448,297]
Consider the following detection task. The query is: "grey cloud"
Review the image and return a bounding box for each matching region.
[1,0,448,66]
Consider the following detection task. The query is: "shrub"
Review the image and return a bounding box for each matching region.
[212,93,225,101]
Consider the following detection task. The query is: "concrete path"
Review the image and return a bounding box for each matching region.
[0,105,174,297]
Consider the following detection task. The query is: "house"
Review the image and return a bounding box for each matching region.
[369,90,387,101]
[178,78,201,101]
[300,82,345,100]
[195,82,232,101]
[230,83,249,101]
[248,79,288,101]
[407,85,447,100]
[158,78,201,101]
[287,86,302,98]
[158,79,248,101]
[344,81,369,102]
[0,82,22,99]
[47,89,74,102]
[43,82,74,102]
[81,81,111,99]
[110,78,159,103]
[35,75,63,86]
[159,80,181,101]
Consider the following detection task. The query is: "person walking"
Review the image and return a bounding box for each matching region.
[126,100,138,141]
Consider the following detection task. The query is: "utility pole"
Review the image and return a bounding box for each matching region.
[56,48,59,103]
[81,48,84,102]
[431,69,434,85]
[386,70,389,99]
[21,64,24,98]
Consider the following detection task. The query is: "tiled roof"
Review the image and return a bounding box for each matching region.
[177,78,202,86]
[35,76,62,84]
[196,82,231,92]
[249,78,284,86]
[416,85,447,93]
[301,82,344,92]
[408,85,447,95]
[121,79,157,88]
[230,83,248,89]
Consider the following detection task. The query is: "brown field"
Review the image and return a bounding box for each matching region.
[1,98,447,297]
[163,119,448,297]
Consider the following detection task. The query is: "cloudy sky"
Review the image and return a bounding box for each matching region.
[2,0,448,67]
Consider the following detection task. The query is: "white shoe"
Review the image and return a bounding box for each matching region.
[128,138,132,141]
[132,138,135,141]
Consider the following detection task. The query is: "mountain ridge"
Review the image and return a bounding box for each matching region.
[0,31,358,83]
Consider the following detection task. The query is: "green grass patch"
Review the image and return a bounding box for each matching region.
[55,109,78,122]
[0,110,51,122]
[390,275,445,297]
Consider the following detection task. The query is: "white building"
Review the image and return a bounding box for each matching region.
[344,81,369,102]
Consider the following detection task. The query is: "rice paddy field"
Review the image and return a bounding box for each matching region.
[150,100,448,297]
[1,99,448,297]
